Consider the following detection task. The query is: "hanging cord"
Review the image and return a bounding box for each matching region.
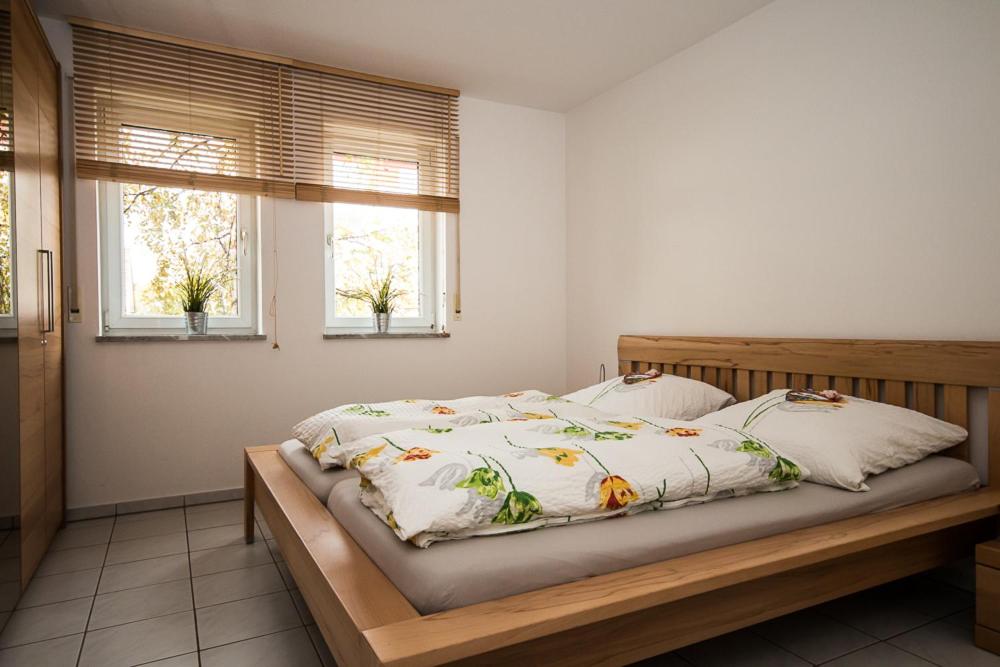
[268,199,280,350]
[599,363,606,383]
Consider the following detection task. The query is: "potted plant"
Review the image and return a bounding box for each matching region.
[336,268,405,333]
[178,265,218,335]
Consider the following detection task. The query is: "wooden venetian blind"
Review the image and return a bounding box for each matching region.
[73,24,293,197]
[290,68,460,213]
[71,20,460,212]
[0,8,11,172]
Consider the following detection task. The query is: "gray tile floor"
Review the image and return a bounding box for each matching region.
[0,502,996,666]
[0,502,334,667]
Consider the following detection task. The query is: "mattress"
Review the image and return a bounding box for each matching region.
[278,439,357,502]
[326,455,979,614]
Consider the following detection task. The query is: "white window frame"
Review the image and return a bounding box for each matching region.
[323,203,445,333]
[99,181,259,334]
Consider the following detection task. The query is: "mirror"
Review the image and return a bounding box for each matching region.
[0,2,20,617]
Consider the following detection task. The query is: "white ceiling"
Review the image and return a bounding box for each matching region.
[34,0,771,111]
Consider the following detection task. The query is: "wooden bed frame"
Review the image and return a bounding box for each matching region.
[245,336,1000,666]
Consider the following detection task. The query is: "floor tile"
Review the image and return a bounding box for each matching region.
[88,579,193,630]
[200,626,321,667]
[889,617,1000,667]
[189,541,272,577]
[931,558,976,593]
[50,520,114,551]
[188,524,256,552]
[0,562,15,587]
[0,584,18,613]
[17,568,101,609]
[196,590,301,649]
[0,598,92,648]
[256,517,274,540]
[306,625,337,667]
[78,610,196,667]
[98,553,191,594]
[193,563,284,608]
[104,532,188,565]
[35,545,107,576]
[185,501,243,531]
[755,609,877,664]
[819,586,938,640]
[823,641,936,666]
[111,511,187,542]
[891,576,974,619]
[0,632,83,667]
[677,629,808,666]
[143,653,199,666]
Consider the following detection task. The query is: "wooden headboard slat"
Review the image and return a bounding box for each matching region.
[618,336,1000,387]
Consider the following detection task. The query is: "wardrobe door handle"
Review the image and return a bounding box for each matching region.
[46,250,55,333]
[37,249,55,334]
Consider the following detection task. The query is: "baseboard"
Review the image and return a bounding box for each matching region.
[65,487,244,522]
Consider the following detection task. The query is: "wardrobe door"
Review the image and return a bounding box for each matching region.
[37,25,61,540]
[10,0,44,583]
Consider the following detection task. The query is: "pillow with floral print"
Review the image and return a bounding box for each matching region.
[697,389,968,491]
[562,373,734,421]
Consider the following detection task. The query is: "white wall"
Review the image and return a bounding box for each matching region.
[46,11,566,508]
[566,0,1000,390]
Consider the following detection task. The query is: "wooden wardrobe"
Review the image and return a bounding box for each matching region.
[4,0,64,591]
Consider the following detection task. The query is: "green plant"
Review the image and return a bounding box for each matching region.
[336,268,406,314]
[177,265,218,313]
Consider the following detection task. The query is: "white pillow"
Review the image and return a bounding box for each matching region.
[697,389,968,491]
[563,373,735,420]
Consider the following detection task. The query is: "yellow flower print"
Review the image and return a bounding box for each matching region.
[665,427,703,437]
[538,447,584,467]
[599,475,640,510]
[607,420,644,431]
[348,444,386,469]
[504,391,525,398]
[385,512,399,530]
[431,406,456,415]
[520,412,553,420]
[312,434,335,460]
[395,447,439,462]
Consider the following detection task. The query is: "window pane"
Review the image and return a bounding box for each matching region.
[0,171,11,317]
[120,126,238,175]
[332,153,418,194]
[120,183,240,317]
[332,203,421,318]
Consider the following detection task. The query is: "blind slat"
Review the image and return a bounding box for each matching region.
[72,24,460,209]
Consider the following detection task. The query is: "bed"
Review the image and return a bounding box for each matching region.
[244,336,1000,666]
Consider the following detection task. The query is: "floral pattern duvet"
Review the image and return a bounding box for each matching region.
[341,406,806,547]
[307,391,597,469]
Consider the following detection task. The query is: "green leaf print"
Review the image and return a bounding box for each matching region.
[594,431,634,441]
[769,456,802,482]
[344,404,390,417]
[456,467,506,499]
[736,440,773,459]
[560,426,588,436]
[422,426,453,434]
[492,490,543,525]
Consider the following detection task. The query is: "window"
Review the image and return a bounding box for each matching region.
[324,154,445,331]
[99,181,258,332]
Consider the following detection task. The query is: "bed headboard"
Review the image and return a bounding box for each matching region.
[617,336,1000,483]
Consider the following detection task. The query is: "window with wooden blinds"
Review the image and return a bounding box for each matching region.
[73,25,293,197]
[71,21,460,212]
[289,68,460,213]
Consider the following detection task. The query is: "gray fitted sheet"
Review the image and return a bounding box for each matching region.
[278,439,357,501]
[326,455,979,614]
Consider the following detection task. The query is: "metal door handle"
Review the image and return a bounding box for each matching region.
[38,249,54,334]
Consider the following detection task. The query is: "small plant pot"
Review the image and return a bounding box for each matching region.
[372,312,391,333]
[185,311,208,335]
